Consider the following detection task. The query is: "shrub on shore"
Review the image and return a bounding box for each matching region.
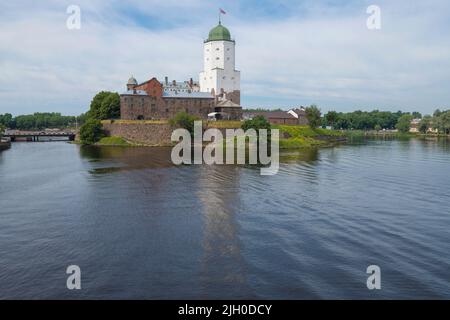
[79,119,104,145]
[169,112,200,135]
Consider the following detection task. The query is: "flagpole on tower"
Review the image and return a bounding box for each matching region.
[219,8,226,24]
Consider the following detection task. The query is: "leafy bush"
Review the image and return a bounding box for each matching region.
[169,112,200,135]
[88,91,120,120]
[79,119,104,145]
[305,105,322,128]
[241,115,271,133]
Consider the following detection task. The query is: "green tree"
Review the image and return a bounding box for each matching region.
[396,114,413,133]
[99,93,121,119]
[88,91,117,120]
[79,119,104,145]
[305,105,321,129]
[0,113,13,128]
[419,116,432,134]
[241,115,272,144]
[435,110,450,134]
[0,123,5,138]
[412,112,422,119]
[324,111,338,129]
[241,115,271,133]
[169,111,200,136]
[374,124,382,131]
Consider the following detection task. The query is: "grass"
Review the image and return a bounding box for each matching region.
[271,125,345,149]
[272,125,344,138]
[207,120,242,129]
[96,136,130,146]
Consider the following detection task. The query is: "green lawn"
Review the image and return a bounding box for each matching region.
[96,136,130,146]
[271,125,344,149]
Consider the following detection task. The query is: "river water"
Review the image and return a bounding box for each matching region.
[0,138,449,299]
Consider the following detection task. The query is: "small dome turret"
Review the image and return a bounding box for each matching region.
[127,76,138,85]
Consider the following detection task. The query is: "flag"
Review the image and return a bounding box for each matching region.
[220,8,226,15]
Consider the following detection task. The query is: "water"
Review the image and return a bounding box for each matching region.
[0,139,449,299]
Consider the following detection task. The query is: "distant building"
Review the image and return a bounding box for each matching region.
[121,77,215,120]
[409,118,421,133]
[410,118,438,133]
[243,108,309,125]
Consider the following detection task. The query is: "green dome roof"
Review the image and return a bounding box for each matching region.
[207,23,232,42]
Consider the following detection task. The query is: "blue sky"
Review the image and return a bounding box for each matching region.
[1,0,450,115]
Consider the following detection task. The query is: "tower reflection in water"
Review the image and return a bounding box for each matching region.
[196,164,252,298]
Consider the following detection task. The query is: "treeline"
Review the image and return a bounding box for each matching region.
[0,112,89,131]
[321,109,450,134]
[429,109,450,134]
[322,110,423,131]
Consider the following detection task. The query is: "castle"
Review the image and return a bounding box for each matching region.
[120,21,242,121]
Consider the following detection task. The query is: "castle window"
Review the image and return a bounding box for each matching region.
[216,48,219,51]
[216,57,219,60]
[223,76,226,79]
[227,57,230,60]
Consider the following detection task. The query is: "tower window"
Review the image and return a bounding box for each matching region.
[216,48,219,51]
[216,57,219,60]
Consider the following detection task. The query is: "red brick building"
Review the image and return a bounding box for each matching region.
[121,76,216,120]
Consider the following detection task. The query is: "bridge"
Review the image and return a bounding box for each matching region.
[3,130,76,142]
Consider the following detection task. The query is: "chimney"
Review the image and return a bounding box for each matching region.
[172,80,176,86]
[165,76,168,86]
[189,78,193,86]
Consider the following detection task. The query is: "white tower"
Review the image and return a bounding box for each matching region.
[199,21,240,104]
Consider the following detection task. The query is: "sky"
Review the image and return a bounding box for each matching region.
[1,0,450,116]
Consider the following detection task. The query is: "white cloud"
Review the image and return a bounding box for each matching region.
[0,0,449,115]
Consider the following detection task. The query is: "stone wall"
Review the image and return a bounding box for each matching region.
[102,121,173,146]
[120,95,215,120]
